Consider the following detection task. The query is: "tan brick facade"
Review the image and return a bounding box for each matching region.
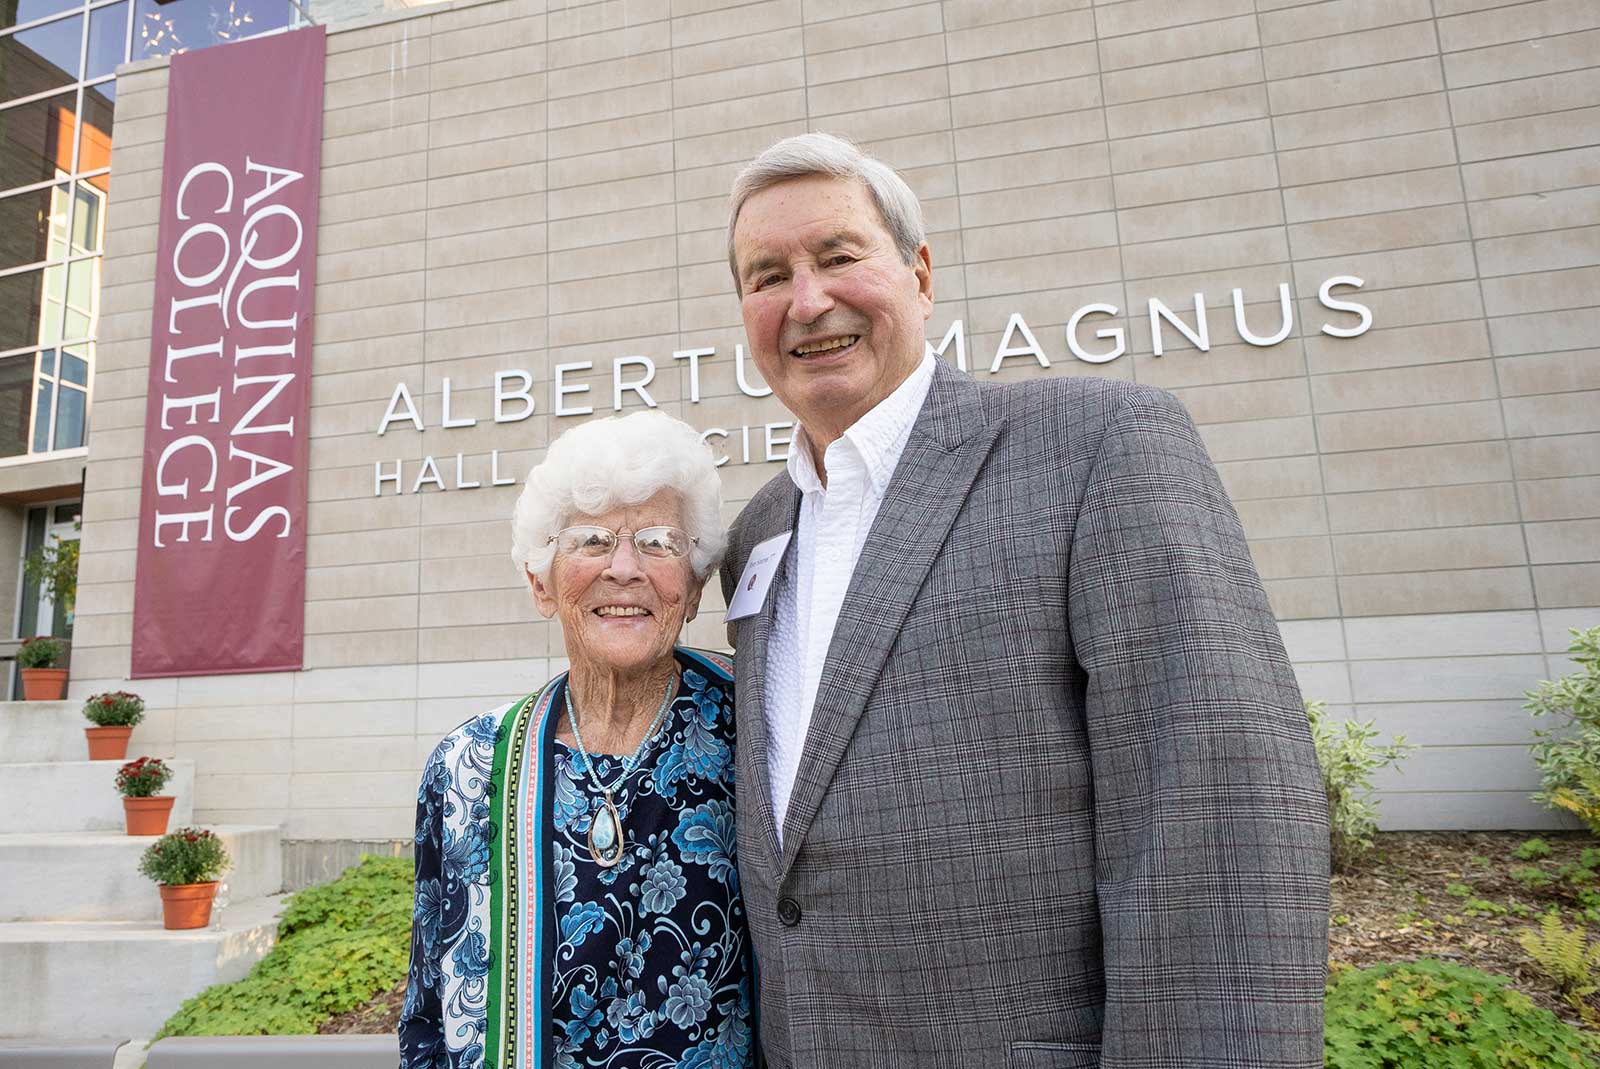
[80,0,1600,839]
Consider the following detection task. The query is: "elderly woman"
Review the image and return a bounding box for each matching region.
[399,411,753,1069]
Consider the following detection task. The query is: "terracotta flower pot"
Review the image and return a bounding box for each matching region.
[123,795,175,836]
[158,881,218,930]
[85,725,133,761]
[20,667,68,700]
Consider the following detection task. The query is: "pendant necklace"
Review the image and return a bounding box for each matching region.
[566,677,675,868]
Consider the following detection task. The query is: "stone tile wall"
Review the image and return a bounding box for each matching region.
[77,0,1599,838]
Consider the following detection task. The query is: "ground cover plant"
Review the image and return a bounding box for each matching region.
[1330,832,1600,1042]
[154,855,412,1037]
[1324,957,1599,1067]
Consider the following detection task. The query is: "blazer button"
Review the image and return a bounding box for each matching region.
[776,897,802,927]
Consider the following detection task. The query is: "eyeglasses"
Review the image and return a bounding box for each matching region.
[547,525,697,561]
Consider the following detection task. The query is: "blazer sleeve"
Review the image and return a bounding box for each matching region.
[1066,387,1329,1068]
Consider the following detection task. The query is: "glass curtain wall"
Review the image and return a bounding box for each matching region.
[0,0,294,460]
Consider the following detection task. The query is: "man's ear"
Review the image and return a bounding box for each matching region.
[915,242,933,318]
[527,567,558,619]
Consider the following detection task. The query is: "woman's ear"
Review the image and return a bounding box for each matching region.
[527,567,558,619]
[684,575,705,624]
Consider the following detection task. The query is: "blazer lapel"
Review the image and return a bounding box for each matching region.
[778,363,1001,874]
[730,484,800,877]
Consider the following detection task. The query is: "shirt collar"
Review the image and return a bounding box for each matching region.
[786,353,937,496]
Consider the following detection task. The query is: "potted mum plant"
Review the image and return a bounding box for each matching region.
[17,636,67,700]
[139,827,230,930]
[116,757,175,836]
[82,691,145,761]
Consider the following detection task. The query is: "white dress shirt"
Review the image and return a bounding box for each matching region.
[763,354,937,842]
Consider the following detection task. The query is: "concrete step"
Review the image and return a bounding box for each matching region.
[0,894,285,1039]
[0,827,283,922]
[0,702,86,764]
[0,761,194,834]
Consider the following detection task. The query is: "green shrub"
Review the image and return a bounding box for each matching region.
[1324,958,1600,1068]
[155,855,414,1038]
[1306,700,1415,872]
[1528,626,1600,833]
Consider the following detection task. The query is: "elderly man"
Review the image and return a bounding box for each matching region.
[718,133,1328,1069]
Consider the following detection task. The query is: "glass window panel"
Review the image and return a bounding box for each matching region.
[0,183,60,270]
[37,347,54,375]
[0,268,47,351]
[52,502,77,524]
[53,380,81,448]
[45,179,69,254]
[134,0,286,60]
[84,1,124,80]
[78,79,111,171]
[0,89,76,187]
[37,260,64,344]
[70,180,100,250]
[0,15,83,104]
[64,252,91,306]
[60,346,84,385]
[3,1,82,34]
[32,375,50,451]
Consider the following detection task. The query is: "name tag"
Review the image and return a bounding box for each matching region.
[725,530,792,621]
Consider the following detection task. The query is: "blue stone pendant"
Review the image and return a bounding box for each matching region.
[588,795,624,867]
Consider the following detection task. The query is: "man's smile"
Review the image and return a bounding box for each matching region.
[791,335,860,358]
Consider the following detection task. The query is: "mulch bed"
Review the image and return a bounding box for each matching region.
[1331,830,1600,1030]
[325,830,1600,1036]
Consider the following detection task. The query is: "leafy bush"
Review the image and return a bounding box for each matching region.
[115,756,173,798]
[1306,700,1415,872]
[23,527,77,618]
[1324,958,1600,1067]
[17,636,63,669]
[83,690,145,727]
[139,828,229,886]
[155,855,414,1038]
[1528,627,1600,833]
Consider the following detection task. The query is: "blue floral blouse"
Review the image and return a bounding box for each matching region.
[549,664,753,1068]
[400,652,752,1069]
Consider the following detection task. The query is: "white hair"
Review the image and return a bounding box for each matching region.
[726,131,926,294]
[511,411,726,582]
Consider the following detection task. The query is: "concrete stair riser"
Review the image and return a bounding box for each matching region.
[0,896,284,1039]
[0,703,89,765]
[0,827,283,922]
[0,761,194,834]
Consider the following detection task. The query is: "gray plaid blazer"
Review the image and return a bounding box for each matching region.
[720,362,1328,1069]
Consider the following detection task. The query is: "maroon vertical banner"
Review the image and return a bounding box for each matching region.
[130,27,326,678]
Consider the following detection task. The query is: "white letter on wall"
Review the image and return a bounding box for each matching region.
[1232,284,1294,347]
[613,357,657,410]
[735,345,772,398]
[1148,294,1210,357]
[378,383,424,435]
[990,313,1050,373]
[1318,275,1372,338]
[494,370,535,423]
[1066,304,1125,365]
[926,320,968,372]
